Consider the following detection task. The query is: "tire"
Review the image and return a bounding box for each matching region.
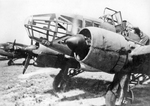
[53,71,63,92]
[8,60,13,66]
[53,58,79,92]
[53,66,70,92]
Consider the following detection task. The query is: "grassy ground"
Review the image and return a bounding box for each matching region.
[0,60,150,106]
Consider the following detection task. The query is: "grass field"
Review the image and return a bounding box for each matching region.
[0,60,150,106]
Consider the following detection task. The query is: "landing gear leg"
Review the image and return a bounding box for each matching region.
[105,90,116,106]
[105,72,131,106]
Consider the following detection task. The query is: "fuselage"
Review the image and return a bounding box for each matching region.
[24,13,141,73]
[24,13,118,56]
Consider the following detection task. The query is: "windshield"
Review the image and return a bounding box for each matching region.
[101,7,123,26]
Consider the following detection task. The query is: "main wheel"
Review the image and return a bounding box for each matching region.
[53,70,62,92]
[53,70,68,92]
[53,58,80,92]
[53,63,71,92]
[8,60,14,66]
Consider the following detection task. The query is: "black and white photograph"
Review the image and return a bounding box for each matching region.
[0,0,150,106]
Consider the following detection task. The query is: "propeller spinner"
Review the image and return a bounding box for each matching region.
[66,34,89,60]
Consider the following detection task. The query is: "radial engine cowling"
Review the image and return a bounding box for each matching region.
[74,27,130,73]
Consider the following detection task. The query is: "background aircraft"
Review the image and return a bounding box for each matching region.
[24,7,150,106]
[0,40,36,65]
[0,39,66,74]
[0,40,40,73]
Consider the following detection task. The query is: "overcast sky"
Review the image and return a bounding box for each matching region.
[0,0,150,44]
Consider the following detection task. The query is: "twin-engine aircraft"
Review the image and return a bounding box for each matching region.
[24,7,150,106]
[0,40,59,74]
[0,40,40,73]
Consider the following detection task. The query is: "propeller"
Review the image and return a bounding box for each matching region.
[22,42,39,74]
[66,34,89,60]
[22,54,31,74]
[9,39,16,51]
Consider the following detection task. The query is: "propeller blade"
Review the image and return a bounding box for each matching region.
[22,54,31,74]
[22,42,39,74]
[12,39,16,50]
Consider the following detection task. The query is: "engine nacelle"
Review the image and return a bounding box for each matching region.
[78,27,130,73]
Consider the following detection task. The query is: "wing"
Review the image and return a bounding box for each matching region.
[0,49,14,57]
[130,45,150,56]
[130,45,150,75]
[8,42,28,48]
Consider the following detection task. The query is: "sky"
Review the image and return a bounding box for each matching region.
[0,0,150,44]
